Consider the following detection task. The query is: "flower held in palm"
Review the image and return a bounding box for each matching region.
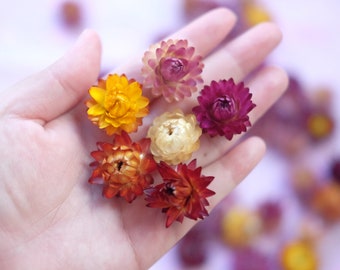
[142,39,203,102]
[192,78,256,140]
[147,109,202,165]
[145,159,215,227]
[88,132,157,203]
[86,74,149,135]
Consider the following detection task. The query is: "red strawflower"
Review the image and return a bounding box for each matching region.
[192,78,256,140]
[145,159,215,228]
[88,132,157,203]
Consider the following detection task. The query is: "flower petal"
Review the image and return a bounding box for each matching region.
[193,78,256,140]
[86,74,150,135]
[89,87,106,104]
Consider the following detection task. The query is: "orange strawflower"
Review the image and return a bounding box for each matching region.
[88,132,157,203]
[86,74,149,135]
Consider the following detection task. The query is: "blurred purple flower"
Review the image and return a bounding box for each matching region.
[233,247,277,270]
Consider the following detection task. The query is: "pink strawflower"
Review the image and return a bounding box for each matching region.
[192,78,256,140]
[141,39,204,102]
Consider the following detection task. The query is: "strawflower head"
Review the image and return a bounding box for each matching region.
[145,159,215,228]
[86,74,149,135]
[88,131,157,203]
[142,39,204,102]
[147,109,202,165]
[192,78,256,140]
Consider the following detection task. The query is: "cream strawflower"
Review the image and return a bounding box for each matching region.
[147,109,202,165]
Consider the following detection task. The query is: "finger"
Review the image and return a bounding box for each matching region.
[205,136,266,206]
[203,22,283,82]
[136,136,266,269]
[193,66,288,166]
[112,8,237,87]
[143,22,283,127]
[167,7,237,56]
[2,29,101,123]
[171,137,266,246]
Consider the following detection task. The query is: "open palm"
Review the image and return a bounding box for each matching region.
[0,8,288,270]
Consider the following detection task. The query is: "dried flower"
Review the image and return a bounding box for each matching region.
[147,109,202,165]
[86,74,149,135]
[145,159,215,228]
[232,247,277,270]
[88,132,157,203]
[330,159,340,184]
[242,0,272,27]
[280,241,318,270]
[192,78,256,140]
[311,182,340,222]
[221,206,262,248]
[306,112,334,140]
[257,200,282,232]
[142,39,204,102]
[178,226,209,267]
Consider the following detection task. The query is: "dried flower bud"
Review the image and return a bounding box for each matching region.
[86,74,149,135]
[147,109,202,165]
[142,39,204,102]
[145,159,215,228]
[193,78,256,140]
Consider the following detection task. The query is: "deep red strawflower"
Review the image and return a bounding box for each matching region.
[88,131,157,203]
[145,159,215,228]
[192,78,256,140]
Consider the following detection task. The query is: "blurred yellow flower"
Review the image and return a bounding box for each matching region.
[221,207,262,248]
[281,241,318,270]
[242,0,271,27]
[86,74,149,135]
[147,109,202,165]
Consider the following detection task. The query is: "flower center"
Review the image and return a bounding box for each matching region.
[108,149,140,178]
[116,160,124,171]
[159,57,188,81]
[104,90,131,118]
[164,182,176,196]
[211,96,236,121]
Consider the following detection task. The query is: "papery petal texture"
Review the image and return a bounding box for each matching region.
[192,78,256,140]
[147,109,202,165]
[88,132,157,203]
[142,39,204,102]
[145,159,215,227]
[86,74,149,135]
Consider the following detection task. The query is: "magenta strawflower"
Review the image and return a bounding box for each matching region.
[192,78,256,140]
[141,39,204,102]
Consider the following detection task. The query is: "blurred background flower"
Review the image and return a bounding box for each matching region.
[1,0,339,269]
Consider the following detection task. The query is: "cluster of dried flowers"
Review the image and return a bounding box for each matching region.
[86,38,255,228]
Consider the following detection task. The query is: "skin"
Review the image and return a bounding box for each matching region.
[0,8,288,270]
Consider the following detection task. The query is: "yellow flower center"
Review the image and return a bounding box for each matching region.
[104,81,132,116]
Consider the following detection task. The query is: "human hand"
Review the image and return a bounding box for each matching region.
[0,8,288,270]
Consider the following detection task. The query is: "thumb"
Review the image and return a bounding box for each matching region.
[2,29,102,123]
